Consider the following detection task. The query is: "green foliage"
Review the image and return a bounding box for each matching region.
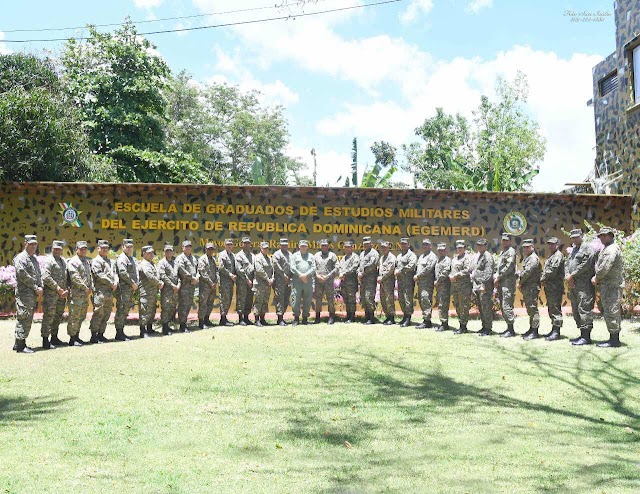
[621,233,640,316]
[361,141,398,188]
[0,53,59,93]
[351,137,358,186]
[107,146,206,183]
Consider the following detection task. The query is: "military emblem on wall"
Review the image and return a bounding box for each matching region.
[59,202,83,227]
[503,211,527,236]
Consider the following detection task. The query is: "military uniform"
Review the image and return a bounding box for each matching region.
[415,241,437,328]
[290,241,316,323]
[198,245,219,327]
[377,244,397,324]
[314,242,339,323]
[89,241,118,341]
[566,229,596,345]
[434,246,452,331]
[594,227,623,347]
[496,236,517,336]
[138,247,162,336]
[13,235,42,352]
[358,238,380,323]
[217,242,236,325]
[272,239,292,325]
[472,239,494,335]
[253,244,274,325]
[450,242,473,333]
[235,240,256,324]
[41,241,68,345]
[158,246,180,333]
[175,241,198,330]
[519,239,542,339]
[67,243,93,345]
[114,239,139,336]
[541,238,565,340]
[395,240,417,326]
[338,243,360,322]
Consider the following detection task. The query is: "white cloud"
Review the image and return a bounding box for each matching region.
[134,0,163,9]
[400,0,434,24]
[465,0,493,15]
[0,32,11,55]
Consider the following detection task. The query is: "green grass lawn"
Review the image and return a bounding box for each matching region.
[1,316,639,494]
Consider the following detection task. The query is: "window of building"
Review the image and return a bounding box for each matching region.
[634,45,640,102]
[599,71,618,97]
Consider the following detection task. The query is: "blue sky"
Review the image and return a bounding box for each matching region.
[0,0,618,190]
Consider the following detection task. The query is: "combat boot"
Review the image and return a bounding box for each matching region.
[328,315,335,325]
[383,316,395,325]
[238,315,247,326]
[42,337,53,350]
[435,322,448,332]
[400,316,411,327]
[255,317,264,327]
[301,316,308,325]
[147,323,159,335]
[597,333,621,348]
[478,327,492,336]
[523,327,540,340]
[277,315,287,327]
[416,319,428,329]
[50,334,66,346]
[89,333,99,344]
[572,327,592,346]
[14,339,34,353]
[162,323,172,335]
[244,314,253,326]
[344,313,354,324]
[140,325,149,339]
[500,324,516,338]
[115,328,130,341]
[364,311,374,325]
[453,323,467,335]
[521,327,533,339]
[545,326,561,341]
[292,316,299,326]
[261,316,269,326]
[97,333,109,343]
[199,319,205,329]
[220,316,234,327]
[315,312,322,324]
[68,336,83,347]
[204,318,215,328]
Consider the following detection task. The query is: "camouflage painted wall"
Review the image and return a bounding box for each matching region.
[591,0,640,225]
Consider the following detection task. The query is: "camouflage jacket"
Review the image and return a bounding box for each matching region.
[42,254,67,292]
[415,251,437,286]
[67,255,93,292]
[378,252,397,283]
[519,252,541,288]
[595,242,623,288]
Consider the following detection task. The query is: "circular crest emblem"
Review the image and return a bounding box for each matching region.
[58,202,83,227]
[503,211,527,236]
[63,208,78,223]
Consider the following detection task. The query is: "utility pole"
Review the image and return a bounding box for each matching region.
[310,148,317,186]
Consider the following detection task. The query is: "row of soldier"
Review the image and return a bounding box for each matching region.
[11,226,623,353]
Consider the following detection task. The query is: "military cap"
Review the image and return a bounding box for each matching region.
[597,226,614,237]
[455,239,466,247]
[362,236,372,243]
[436,243,447,250]
[241,236,251,243]
[224,238,234,245]
[299,239,309,246]
[422,238,432,245]
[142,245,154,254]
[521,239,534,247]
[380,240,390,247]
[344,240,354,247]
[501,233,511,241]
[182,240,192,247]
[25,234,38,244]
[123,238,134,247]
[279,238,289,245]
[400,237,410,243]
[76,241,88,249]
[205,242,215,249]
[260,241,269,249]
[546,237,559,244]
[163,244,174,251]
[476,238,488,245]
[52,240,65,249]
[569,229,583,238]
[320,239,329,246]
[97,239,110,248]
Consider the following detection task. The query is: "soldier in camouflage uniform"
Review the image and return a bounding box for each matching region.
[198,242,219,329]
[291,240,316,325]
[566,229,596,346]
[158,244,180,335]
[217,239,237,326]
[114,239,138,341]
[235,237,255,326]
[338,240,360,323]
[314,239,339,324]
[41,239,68,348]
[359,236,380,324]
[272,238,292,326]
[494,233,517,337]
[434,244,452,331]
[138,245,163,338]
[414,239,437,329]
[89,240,118,344]
[540,237,565,341]
[377,240,397,325]
[519,239,542,340]
[67,241,93,347]
[449,240,473,334]
[175,240,199,332]
[253,242,274,327]
[13,235,43,353]
[394,238,417,327]
[472,238,494,336]
[593,227,624,348]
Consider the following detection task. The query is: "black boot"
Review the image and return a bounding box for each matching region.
[97,333,109,343]
[454,323,467,335]
[204,318,215,328]
[261,316,269,326]
[239,314,247,326]
[315,312,322,324]
[523,327,540,340]
[435,322,448,332]
[68,335,83,347]
[277,315,287,327]
[244,314,253,326]
[162,323,172,336]
[50,334,65,346]
[255,316,264,327]
[114,327,126,341]
[400,316,411,327]
[572,327,592,346]
[416,320,428,329]
[220,316,234,327]
[199,319,205,329]
[42,337,53,349]
[364,311,374,325]
[521,327,533,339]
[15,339,34,353]
[344,312,354,324]
[89,333,99,344]
[501,323,516,338]
[597,332,621,348]
[383,316,395,325]
[146,323,158,335]
[140,325,149,339]
[292,316,299,326]
[328,315,335,325]
[478,327,492,336]
[301,316,308,325]
[545,326,561,341]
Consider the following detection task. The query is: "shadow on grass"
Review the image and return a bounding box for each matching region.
[0,394,74,423]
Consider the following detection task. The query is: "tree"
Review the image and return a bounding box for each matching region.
[361,141,398,188]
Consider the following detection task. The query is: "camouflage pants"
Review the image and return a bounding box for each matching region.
[139,290,158,326]
[474,288,493,329]
[90,289,113,334]
[178,285,195,324]
[15,292,37,340]
[360,277,377,313]
[417,282,434,320]
[522,285,540,330]
[600,284,621,335]
[379,279,395,318]
[314,281,335,315]
[273,277,291,315]
[341,278,358,315]
[397,277,415,317]
[160,288,179,324]
[436,285,451,323]
[544,285,564,328]
[67,290,88,337]
[568,285,595,329]
[292,280,313,318]
[41,290,66,338]
[219,280,234,317]
[498,283,516,324]
[236,279,253,316]
[452,284,472,325]
[254,286,271,315]
[198,283,216,320]
[115,288,136,328]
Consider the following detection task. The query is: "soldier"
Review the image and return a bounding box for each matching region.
[494,233,517,337]
[138,245,163,338]
[472,238,494,336]
[566,229,596,346]
[12,235,43,353]
[359,236,380,324]
[67,241,93,347]
[198,242,219,329]
[175,240,199,332]
[449,240,473,334]
[253,241,274,327]
[519,239,542,340]
[314,239,339,324]
[541,237,565,341]
[114,239,138,341]
[434,244,452,332]
[394,238,417,327]
[41,239,68,348]
[158,244,180,335]
[272,238,292,326]
[377,240,397,325]
[235,237,255,326]
[414,239,437,329]
[338,240,360,323]
[592,227,623,347]
[217,239,237,326]
[89,239,118,344]
[290,239,316,325]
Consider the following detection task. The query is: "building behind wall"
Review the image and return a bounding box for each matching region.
[590,0,640,227]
